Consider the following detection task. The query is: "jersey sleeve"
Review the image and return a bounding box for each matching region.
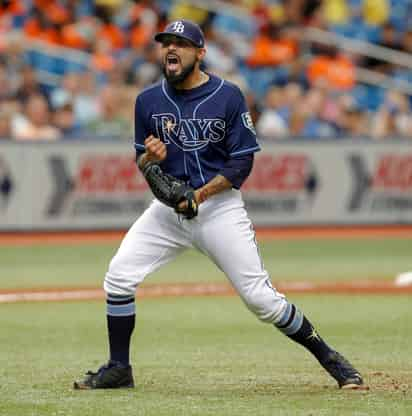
[134,94,149,154]
[225,86,261,157]
[219,153,254,189]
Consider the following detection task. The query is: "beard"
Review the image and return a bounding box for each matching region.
[162,58,197,87]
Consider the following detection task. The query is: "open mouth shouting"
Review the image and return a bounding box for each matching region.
[166,54,180,72]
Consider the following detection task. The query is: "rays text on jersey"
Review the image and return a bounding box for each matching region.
[152,113,226,151]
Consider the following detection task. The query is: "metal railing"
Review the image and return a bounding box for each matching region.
[304,27,412,69]
[21,35,92,86]
[25,37,91,65]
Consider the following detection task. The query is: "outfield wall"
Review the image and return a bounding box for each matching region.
[1,140,412,230]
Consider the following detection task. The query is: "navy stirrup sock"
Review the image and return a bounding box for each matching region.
[275,303,332,363]
[106,294,136,366]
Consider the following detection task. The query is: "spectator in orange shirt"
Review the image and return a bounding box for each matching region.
[98,22,125,50]
[91,38,116,73]
[62,23,90,50]
[128,0,158,50]
[95,5,125,50]
[306,46,355,90]
[0,0,24,16]
[247,23,299,67]
[24,7,63,46]
[129,18,152,50]
[45,2,70,26]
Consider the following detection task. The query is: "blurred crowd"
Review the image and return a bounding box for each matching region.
[0,0,411,142]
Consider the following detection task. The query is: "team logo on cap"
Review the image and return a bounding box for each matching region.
[171,21,185,33]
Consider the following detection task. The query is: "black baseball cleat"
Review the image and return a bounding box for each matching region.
[320,351,364,389]
[73,360,135,390]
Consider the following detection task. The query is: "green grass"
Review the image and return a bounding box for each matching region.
[1,237,411,415]
[1,296,411,416]
[1,238,412,289]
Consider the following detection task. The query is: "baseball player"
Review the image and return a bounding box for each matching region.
[74,19,363,390]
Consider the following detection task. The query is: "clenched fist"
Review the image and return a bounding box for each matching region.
[144,135,167,163]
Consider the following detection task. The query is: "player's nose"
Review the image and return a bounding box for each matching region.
[166,42,178,51]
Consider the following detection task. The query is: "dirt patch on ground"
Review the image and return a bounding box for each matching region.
[1,226,412,246]
[0,280,411,304]
[368,371,411,393]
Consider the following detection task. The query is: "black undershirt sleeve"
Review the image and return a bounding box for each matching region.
[219,154,254,189]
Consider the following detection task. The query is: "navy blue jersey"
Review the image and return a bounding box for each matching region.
[134,73,260,189]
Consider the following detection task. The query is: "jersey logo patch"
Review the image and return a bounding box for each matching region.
[152,113,226,151]
[241,112,256,135]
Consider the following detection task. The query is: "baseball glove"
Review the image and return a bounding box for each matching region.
[141,162,198,219]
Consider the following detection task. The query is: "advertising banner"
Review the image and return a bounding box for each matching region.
[1,140,411,230]
[0,142,150,230]
[243,141,412,225]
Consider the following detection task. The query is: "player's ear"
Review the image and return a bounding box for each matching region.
[197,47,206,60]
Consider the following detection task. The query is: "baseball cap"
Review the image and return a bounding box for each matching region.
[154,19,205,48]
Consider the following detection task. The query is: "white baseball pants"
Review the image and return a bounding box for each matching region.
[104,189,288,324]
